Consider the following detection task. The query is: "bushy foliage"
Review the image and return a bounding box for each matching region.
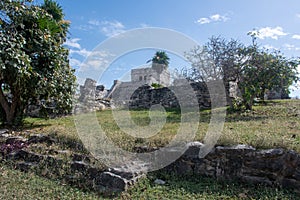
[185,35,299,110]
[151,83,163,89]
[0,0,76,125]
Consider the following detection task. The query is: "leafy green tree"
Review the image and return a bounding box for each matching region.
[184,35,299,110]
[0,0,76,125]
[238,33,299,110]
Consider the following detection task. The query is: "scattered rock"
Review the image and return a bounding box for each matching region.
[133,145,159,153]
[0,129,9,135]
[98,172,128,192]
[27,134,56,145]
[71,161,89,172]
[165,143,300,194]
[72,153,91,163]
[154,179,166,185]
[16,161,37,172]
[5,136,27,144]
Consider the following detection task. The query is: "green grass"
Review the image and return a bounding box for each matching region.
[0,162,101,200]
[1,99,299,199]
[123,172,299,200]
[0,162,298,200]
[21,99,300,152]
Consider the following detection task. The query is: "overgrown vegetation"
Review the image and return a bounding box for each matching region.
[123,171,299,199]
[0,100,298,199]
[0,0,76,125]
[19,99,300,153]
[0,158,299,199]
[183,35,299,110]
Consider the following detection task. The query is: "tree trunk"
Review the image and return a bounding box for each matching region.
[0,87,17,125]
[245,95,255,110]
[260,88,266,103]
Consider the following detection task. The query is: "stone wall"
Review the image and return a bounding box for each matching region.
[124,81,226,109]
[165,142,300,194]
[78,78,229,110]
[1,128,299,194]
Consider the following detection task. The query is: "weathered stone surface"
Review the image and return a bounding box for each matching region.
[133,145,159,153]
[1,132,300,194]
[28,134,56,145]
[72,153,91,163]
[5,136,27,144]
[16,161,37,172]
[7,149,43,162]
[154,179,166,185]
[0,129,9,135]
[164,142,300,194]
[71,161,89,172]
[98,172,128,192]
[74,78,111,113]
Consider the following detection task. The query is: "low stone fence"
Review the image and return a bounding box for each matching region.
[165,142,300,194]
[128,83,213,109]
[1,128,299,194]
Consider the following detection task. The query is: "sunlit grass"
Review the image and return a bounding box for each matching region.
[123,171,299,200]
[0,162,101,200]
[23,99,300,152]
[1,99,299,199]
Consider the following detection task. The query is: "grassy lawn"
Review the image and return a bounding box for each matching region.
[22,99,300,152]
[0,162,101,200]
[0,162,298,199]
[0,99,299,199]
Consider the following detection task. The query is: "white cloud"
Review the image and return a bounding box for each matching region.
[69,58,82,68]
[196,14,229,25]
[140,23,150,28]
[297,13,300,18]
[197,18,210,24]
[263,44,278,50]
[86,19,126,37]
[75,50,116,72]
[251,27,288,40]
[210,14,228,22]
[88,19,101,26]
[283,44,300,51]
[292,34,300,40]
[64,38,81,49]
[284,44,295,50]
[63,35,117,75]
[101,20,125,37]
[70,48,92,57]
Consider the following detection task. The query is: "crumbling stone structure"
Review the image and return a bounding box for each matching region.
[74,78,110,113]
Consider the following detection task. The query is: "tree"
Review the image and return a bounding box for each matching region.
[239,35,299,109]
[151,51,170,66]
[185,36,245,107]
[184,34,299,110]
[0,0,76,125]
[185,36,245,82]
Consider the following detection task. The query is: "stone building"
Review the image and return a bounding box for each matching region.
[130,63,170,86]
[106,63,170,102]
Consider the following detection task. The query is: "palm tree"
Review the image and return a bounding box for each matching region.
[150,51,170,66]
[41,0,70,39]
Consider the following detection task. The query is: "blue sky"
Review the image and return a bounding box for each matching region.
[51,0,300,97]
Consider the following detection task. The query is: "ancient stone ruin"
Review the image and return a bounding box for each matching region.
[76,61,229,111]
[1,129,299,194]
[74,78,111,114]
